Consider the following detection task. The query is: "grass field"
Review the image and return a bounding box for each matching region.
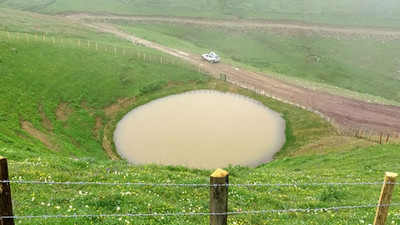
[2,143,400,224]
[1,0,400,27]
[116,22,400,103]
[1,5,400,225]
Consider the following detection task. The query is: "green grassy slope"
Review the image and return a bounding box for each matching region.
[117,22,400,103]
[1,7,399,225]
[1,0,400,27]
[2,144,400,224]
[0,7,358,161]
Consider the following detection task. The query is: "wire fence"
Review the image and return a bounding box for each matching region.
[1,154,399,224]
[1,203,400,220]
[0,180,396,187]
[0,30,196,73]
[2,30,399,144]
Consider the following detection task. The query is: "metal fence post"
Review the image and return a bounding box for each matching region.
[210,169,229,225]
[0,156,15,225]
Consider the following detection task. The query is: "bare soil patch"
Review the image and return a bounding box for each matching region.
[56,102,73,121]
[104,97,136,116]
[38,102,53,131]
[102,97,136,161]
[94,116,102,141]
[20,119,59,151]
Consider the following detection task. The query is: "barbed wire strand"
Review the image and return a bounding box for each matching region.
[0,180,392,187]
[1,203,399,220]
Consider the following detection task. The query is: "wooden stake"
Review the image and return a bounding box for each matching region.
[210,169,229,225]
[379,131,383,144]
[143,52,146,60]
[386,133,390,143]
[368,130,373,141]
[25,33,29,42]
[374,172,398,225]
[0,156,15,225]
[397,134,400,145]
[392,131,396,143]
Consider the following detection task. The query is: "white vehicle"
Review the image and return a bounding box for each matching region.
[202,51,220,63]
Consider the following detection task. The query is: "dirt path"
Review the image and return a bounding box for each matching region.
[64,13,400,38]
[67,17,400,134]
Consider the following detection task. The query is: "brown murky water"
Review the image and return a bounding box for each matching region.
[114,90,286,169]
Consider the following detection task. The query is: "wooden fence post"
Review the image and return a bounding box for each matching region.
[210,169,229,225]
[0,156,15,225]
[368,131,373,141]
[379,132,383,144]
[386,134,390,143]
[397,134,400,145]
[374,172,398,225]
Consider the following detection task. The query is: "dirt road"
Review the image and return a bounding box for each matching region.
[66,15,400,134]
[65,13,400,38]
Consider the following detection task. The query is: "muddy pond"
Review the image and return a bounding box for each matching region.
[114,90,286,169]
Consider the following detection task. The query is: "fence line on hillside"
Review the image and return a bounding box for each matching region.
[1,156,399,224]
[224,77,400,145]
[1,30,399,144]
[0,31,190,71]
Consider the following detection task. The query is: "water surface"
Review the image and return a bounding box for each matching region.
[114,90,285,169]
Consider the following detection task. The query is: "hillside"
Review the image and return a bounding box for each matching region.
[1,0,400,27]
[0,5,400,225]
[2,142,400,224]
